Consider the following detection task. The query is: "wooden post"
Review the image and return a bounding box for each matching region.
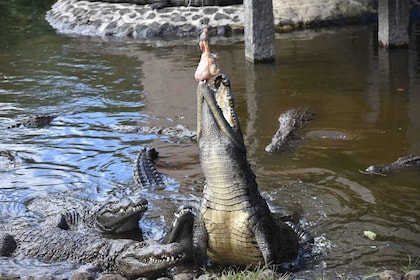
[243,0,275,63]
[378,0,409,48]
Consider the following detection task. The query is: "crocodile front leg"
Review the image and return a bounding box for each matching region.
[253,213,300,266]
[192,211,208,268]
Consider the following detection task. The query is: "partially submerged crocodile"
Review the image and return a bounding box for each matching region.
[364,154,420,175]
[113,123,196,142]
[0,206,194,278]
[7,114,57,129]
[85,0,242,9]
[27,193,148,234]
[265,108,315,153]
[0,228,182,278]
[194,74,307,268]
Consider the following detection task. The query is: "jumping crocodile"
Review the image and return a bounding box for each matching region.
[265,108,315,153]
[85,0,242,9]
[26,193,148,234]
[195,74,304,268]
[0,205,194,279]
[364,154,420,175]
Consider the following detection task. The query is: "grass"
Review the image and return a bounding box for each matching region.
[312,269,381,280]
[206,264,291,280]
[400,255,420,274]
[204,255,419,280]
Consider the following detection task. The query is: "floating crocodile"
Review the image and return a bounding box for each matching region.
[265,108,315,153]
[26,193,148,234]
[194,74,305,268]
[364,154,420,175]
[7,114,58,129]
[0,206,194,279]
[113,123,196,142]
[85,0,243,9]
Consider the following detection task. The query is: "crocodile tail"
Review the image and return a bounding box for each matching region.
[284,220,314,246]
[133,147,165,189]
[277,220,314,272]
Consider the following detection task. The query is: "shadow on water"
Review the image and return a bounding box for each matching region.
[0,1,419,278]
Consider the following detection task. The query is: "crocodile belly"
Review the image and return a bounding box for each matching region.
[202,208,264,266]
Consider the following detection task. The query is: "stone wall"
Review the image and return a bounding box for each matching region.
[45,0,376,39]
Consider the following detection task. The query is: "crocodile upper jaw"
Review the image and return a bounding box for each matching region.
[116,240,185,278]
[96,198,148,233]
[197,74,243,148]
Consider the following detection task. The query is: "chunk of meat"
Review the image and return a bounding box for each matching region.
[194,28,220,81]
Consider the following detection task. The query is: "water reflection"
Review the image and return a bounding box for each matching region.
[0,2,419,277]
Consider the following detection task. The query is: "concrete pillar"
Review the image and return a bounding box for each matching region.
[378,0,409,48]
[243,0,275,63]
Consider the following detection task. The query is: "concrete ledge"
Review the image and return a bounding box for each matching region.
[45,0,375,39]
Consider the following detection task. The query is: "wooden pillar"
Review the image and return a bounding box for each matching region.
[378,0,409,48]
[243,0,275,63]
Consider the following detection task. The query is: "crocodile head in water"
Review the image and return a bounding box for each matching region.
[113,205,194,277]
[114,239,185,278]
[93,197,148,233]
[58,197,149,233]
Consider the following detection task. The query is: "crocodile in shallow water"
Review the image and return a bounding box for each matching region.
[26,193,148,234]
[194,74,304,268]
[0,207,194,278]
[364,154,420,175]
[265,108,315,153]
[7,114,58,129]
[113,123,197,142]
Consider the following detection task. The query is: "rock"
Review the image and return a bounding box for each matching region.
[405,270,420,280]
[71,272,94,280]
[97,274,127,280]
[260,269,277,278]
[172,273,194,280]
[196,274,212,280]
[380,270,402,280]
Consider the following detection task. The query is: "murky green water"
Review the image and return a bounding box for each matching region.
[0,0,419,278]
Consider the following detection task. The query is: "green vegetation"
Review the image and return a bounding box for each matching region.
[198,254,419,280]
[205,265,290,280]
[400,255,420,274]
[312,270,381,280]
[0,0,56,50]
